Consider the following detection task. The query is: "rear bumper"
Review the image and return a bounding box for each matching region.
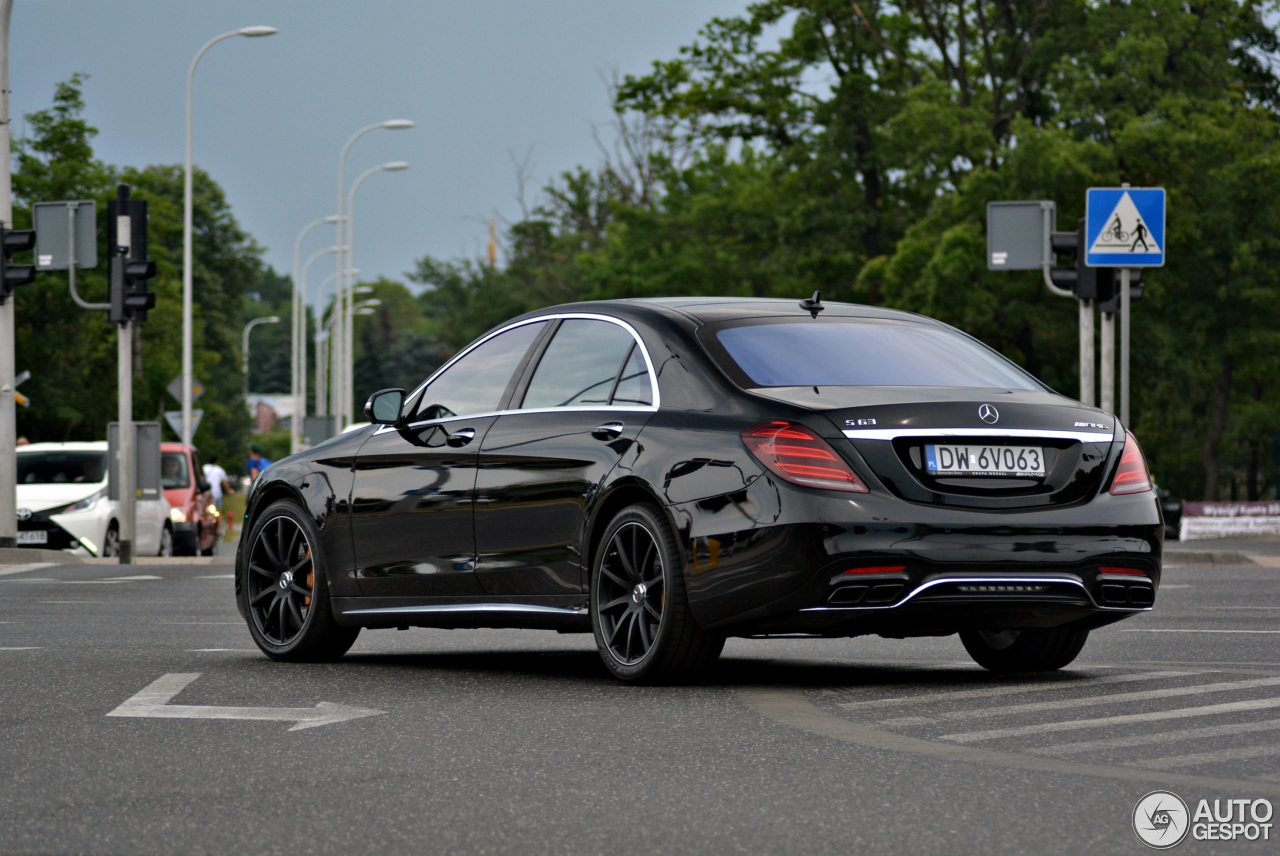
[670,474,1162,635]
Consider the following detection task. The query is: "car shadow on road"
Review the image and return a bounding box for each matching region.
[336,648,1113,690]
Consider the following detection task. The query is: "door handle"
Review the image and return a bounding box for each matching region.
[446,427,476,447]
[592,421,625,441]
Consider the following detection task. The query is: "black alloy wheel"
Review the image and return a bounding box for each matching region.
[157,524,174,557]
[591,504,724,683]
[102,522,120,558]
[959,626,1089,673]
[242,500,358,662]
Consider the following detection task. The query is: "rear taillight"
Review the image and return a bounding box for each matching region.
[741,420,869,493]
[1109,430,1153,495]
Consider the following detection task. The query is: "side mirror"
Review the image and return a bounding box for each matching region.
[364,388,406,425]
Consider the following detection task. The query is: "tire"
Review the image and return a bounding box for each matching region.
[960,626,1088,673]
[102,522,120,558]
[241,499,359,662]
[590,504,724,683]
[158,524,174,558]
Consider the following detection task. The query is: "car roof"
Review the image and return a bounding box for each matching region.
[17,441,107,452]
[534,296,937,327]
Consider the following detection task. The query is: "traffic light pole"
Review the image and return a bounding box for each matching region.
[116,306,135,564]
[1078,300,1095,407]
[0,0,16,549]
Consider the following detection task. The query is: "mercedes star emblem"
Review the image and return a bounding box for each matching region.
[978,404,999,424]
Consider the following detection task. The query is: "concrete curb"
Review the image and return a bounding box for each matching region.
[1162,550,1255,566]
[0,547,82,565]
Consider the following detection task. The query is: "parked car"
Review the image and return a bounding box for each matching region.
[235,297,1162,682]
[16,441,172,557]
[160,442,220,556]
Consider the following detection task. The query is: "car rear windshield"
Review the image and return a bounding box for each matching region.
[709,319,1041,390]
[17,451,107,485]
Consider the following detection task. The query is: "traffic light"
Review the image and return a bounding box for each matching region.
[0,225,37,304]
[1097,268,1144,314]
[108,184,157,324]
[1049,219,1100,298]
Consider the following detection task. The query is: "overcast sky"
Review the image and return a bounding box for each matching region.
[10,0,750,293]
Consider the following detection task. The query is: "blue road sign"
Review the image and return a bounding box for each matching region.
[1085,187,1165,267]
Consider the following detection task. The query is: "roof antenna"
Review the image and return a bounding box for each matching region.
[799,290,824,318]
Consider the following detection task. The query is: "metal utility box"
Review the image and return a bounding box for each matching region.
[107,422,162,501]
[987,201,1055,271]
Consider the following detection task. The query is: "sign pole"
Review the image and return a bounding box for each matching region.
[1120,266,1131,428]
[1100,311,1115,413]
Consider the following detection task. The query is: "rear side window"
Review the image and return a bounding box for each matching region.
[710,320,1040,390]
[521,319,646,409]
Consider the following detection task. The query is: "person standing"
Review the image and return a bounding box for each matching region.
[203,455,232,511]
[246,444,273,482]
[203,454,233,539]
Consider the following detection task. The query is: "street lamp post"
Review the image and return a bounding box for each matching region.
[183,25,278,449]
[343,161,409,426]
[294,242,342,450]
[334,119,413,431]
[242,315,281,378]
[290,216,342,453]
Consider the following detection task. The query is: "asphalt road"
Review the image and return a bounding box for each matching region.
[1,550,1278,855]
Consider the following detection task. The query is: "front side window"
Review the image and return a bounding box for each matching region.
[521,319,644,409]
[161,452,190,489]
[709,319,1041,390]
[416,321,546,420]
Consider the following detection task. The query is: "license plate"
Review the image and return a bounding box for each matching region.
[925,444,1045,477]
[17,530,48,545]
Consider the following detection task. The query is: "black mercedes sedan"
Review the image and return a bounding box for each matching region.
[235,296,1162,682]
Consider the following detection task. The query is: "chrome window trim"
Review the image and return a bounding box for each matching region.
[344,603,588,618]
[800,574,1152,613]
[400,312,660,423]
[842,428,1115,443]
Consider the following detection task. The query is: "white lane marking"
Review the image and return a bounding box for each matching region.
[0,564,56,576]
[940,696,1280,743]
[158,621,241,626]
[840,670,1200,712]
[0,647,42,651]
[1159,584,1194,588]
[885,675,1280,726]
[1029,718,1280,757]
[39,600,103,604]
[1122,629,1280,634]
[196,574,235,580]
[3,577,161,586]
[106,673,385,732]
[187,648,258,653]
[1140,742,1280,771]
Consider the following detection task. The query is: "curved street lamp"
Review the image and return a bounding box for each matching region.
[342,161,409,426]
[334,120,413,429]
[242,315,281,378]
[290,216,342,452]
[183,25,278,447]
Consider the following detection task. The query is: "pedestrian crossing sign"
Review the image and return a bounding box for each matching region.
[1085,187,1165,267]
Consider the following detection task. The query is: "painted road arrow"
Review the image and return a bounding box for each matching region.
[107,673,384,731]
